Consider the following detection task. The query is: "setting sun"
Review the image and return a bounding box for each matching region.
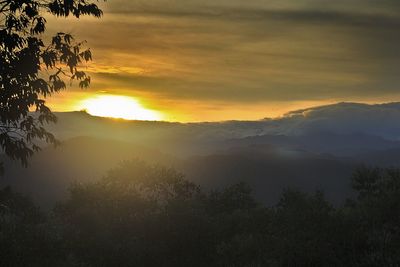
[78,95,162,121]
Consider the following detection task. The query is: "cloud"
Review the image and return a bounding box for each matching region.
[44,0,400,120]
[271,102,400,139]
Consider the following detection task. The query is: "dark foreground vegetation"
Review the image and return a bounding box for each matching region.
[1,161,400,267]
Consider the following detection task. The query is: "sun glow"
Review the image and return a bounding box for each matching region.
[79,95,162,121]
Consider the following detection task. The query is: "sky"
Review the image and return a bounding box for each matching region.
[45,0,400,122]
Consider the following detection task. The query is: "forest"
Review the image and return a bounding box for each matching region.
[1,161,399,267]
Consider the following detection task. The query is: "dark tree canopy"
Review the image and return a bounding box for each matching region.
[0,0,104,172]
[2,162,400,266]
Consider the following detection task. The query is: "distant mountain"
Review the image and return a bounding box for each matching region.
[3,102,400,207]
[51,101,400,142]
[181,149,356,205]
[226,132,400,157]
[1,136,357,207]
[41,102,400,157]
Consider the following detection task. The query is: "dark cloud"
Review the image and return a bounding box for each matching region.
[105,6,400,29]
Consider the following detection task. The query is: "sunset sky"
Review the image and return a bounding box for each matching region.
[45,0,400,122]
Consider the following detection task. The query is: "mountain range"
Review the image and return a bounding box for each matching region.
[2,102,400,207]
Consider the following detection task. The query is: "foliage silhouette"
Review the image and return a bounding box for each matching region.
[348,167,400,265]
[2,162,400,266]
[0,187,60,266]
[0,0,103,172]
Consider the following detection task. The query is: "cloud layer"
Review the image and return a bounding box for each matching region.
[45,0,400,121]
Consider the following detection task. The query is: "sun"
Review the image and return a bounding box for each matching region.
[79,95,162,121]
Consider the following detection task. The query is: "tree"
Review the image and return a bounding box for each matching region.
[348,167,400,265]
[271,189,342,266]
[55,160,207,266]
[0,0,103,172]
[4,161,400,266]
[54,160,272,266]
[0,187,60,266]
